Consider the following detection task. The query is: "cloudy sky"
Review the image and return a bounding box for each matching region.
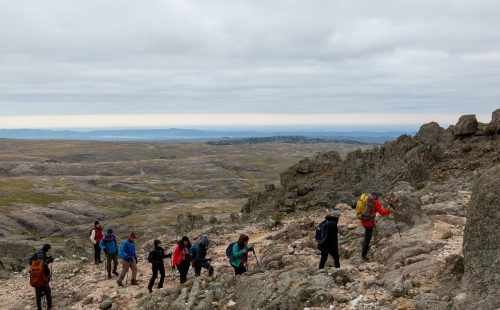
[0,0,499,128]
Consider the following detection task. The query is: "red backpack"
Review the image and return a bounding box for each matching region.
[30,257,49,287]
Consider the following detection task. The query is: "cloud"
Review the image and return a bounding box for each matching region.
[0,0,499,125]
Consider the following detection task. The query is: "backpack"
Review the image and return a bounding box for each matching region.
[226,242,236,258]
[147,250,154,264]
[315,220,329,245]
[356,193,375,221]
[30,257,49,288]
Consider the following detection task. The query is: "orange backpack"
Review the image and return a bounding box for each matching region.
[30,257,49,287]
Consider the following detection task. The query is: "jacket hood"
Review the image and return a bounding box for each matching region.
[325,215,339,223]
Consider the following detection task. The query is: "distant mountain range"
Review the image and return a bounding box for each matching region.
[0,128,414,144]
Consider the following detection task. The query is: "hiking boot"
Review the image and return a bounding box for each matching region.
[131,280,139,285]
[117,281,123,287]
[98,260,104,264]
[113,271,119,276]
[148,287,153,294]
[108,274,112,279]
[362,257,369,262]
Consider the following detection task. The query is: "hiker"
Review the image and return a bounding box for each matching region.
[318,208,341,269]
[90,221,104,264]
[360,192,392,261]
[99,228,119,279]
[229,234,254,275]
[117,233,138,286]
[172,236,192,284]
[190,235,214,277]
[147,240,172,293]
[29,244,54,310]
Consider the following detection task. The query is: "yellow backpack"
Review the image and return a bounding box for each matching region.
[356,193,375,221]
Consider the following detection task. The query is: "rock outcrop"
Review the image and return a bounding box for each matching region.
[459,164,500,309]
[452,114,478,137]
[485,108,500,135]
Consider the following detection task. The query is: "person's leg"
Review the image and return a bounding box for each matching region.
[194,262,201,277]
[35,287,42,310]
[106,254,112,277]
[112,253,118,275]
[97,245,102,263]
[234,265,246,275]
[118,261,130,284]
[362,227,374,259]
[319,250,329,269]
[205,261,214,277]
[148,264,158,291]
[44,284,52,309]
[94,244,99,264]
[178,261,189,283]
[158,264,165,288]
[130,261,138,282]
[330,249,340,268]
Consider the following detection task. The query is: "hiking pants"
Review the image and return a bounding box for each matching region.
[35,284,52,310]
[319,249,340,269]
[177,260,190,283]
[362,226,374,258]
[194,261,214,277]
[94,243,102,263]
[118,260,137,283]
[148,262,165,290]
[233,264,247,275]
[106,253,118,276]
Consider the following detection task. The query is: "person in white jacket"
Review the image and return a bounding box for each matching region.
[90,221,104,264]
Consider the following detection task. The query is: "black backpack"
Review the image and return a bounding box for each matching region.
[315,220,329,245]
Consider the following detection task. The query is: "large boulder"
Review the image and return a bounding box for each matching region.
[460,165,500,309]
[415,122,446,145]
[485,108,500,135]
[452,114,478,137]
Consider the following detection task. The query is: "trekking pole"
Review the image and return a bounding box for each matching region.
[252,250,261,269]
[389,203,403,241]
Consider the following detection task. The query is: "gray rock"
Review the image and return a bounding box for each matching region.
[485,108,500,135]
[461,165,500,309]
[453,114,478,137]
[100,299,113,310]
[414,293,447,310]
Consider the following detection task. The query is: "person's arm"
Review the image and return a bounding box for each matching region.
[232,243,246,259]
[90,230,96,244]
[119,242,127,260]
[99,239,106,250]
[172,245,180,267]
[375,201,391,215]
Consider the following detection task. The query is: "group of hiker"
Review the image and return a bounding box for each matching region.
[28,191,392,310]
[315,191,394,268]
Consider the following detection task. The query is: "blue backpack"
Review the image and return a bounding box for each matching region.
[315,220,329,245]
[226,242,235,258]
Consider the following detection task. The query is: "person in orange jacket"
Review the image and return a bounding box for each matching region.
[171,236,191,284]
[361,192,392,261]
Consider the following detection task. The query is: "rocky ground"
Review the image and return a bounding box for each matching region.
[0,109,499,310]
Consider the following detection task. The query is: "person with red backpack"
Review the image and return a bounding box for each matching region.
[90,221,104,264]
[171,236,192,284]
[29,244,54,310]
[360,192,392,261]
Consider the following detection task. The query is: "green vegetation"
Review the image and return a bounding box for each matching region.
[0,179,68,207]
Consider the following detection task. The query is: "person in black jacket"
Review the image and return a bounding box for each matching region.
[318,208,341,269]
[29,244,54,310]
[147,240,172,293]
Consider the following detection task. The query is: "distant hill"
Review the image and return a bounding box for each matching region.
[206,136,369,145]
[0,128,410,143]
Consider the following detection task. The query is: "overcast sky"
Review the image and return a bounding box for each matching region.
[0,0,499,128]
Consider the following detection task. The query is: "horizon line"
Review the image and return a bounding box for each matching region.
[0,113,491,129]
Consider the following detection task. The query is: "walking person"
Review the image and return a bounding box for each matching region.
[29,244,54,310]
[190,235,214,277]
[229,234,254,275]
[99,228,119,279]
[171,236,192,284]
[360,192,392,261]
[117,233,138,286]
[90,221,104,264]
[318,208,341,269]
[147,240,172,293]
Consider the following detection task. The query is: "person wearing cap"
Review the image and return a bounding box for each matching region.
[117,233,138,286]
[90,220,104,264]
[190,235,214,277]
[318,208,341,269]
[99,228,119,279]
[361,192,392,262]
[147,240,172,293]
[29,244,54,310]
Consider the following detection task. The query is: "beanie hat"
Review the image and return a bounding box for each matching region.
[42,244,51,252]
[200,235,209,245]
[128,233,137,239]
[371,192,380,199]
[94,220,99,225]
[107,228,113,234]
[332,208,341,218]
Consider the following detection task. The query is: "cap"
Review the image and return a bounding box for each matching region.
[128,233,137,239]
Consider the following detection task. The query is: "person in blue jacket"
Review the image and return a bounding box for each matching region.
[230,234,253,275]
[99,228,119,279]
[190,235,214,277]
[117,233,138,286]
